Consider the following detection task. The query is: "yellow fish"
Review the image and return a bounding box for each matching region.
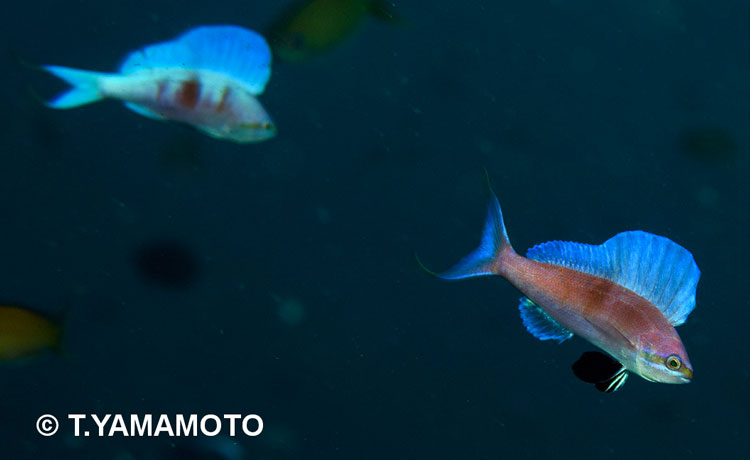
[0,305,62,360]
[268,0,399,62]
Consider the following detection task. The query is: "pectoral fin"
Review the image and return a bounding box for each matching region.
[572,351,628,393]
[594,369,628,393]
[518,297,573,343]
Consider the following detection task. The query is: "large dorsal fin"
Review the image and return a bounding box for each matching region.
[120,25,272,95]
[526,230,700,326]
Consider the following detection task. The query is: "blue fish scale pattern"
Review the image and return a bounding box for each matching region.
[526,230,700,326]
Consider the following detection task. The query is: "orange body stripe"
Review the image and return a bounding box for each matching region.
[176,79,201,109]
[215,87,231,113]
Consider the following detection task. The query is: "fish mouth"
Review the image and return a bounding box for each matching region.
[679,368,693,383]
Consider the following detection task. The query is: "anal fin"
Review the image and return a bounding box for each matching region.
[518,297,573,343]
[124,102,165,120]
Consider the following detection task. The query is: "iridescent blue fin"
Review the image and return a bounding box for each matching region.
[119,39,189,74]
[42,65,108,108]
[526,230,700,326]
[436,192,512,280]
[518,297,573,343]
[120,25,272,95]
[123,102,165,120]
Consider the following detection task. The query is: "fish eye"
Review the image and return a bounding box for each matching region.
[665,355,682,370]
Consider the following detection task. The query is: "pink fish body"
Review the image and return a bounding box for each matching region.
[430,190,700,392]
[43,25,276,143]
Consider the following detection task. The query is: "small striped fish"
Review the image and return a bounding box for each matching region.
[43,25,276,143]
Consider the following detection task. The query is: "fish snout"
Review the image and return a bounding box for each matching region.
[679,366,693,383]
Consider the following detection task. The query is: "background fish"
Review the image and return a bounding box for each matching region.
[0,305,63,360]
[425,187,700,392]
[679,124,740,164]
[41,25,276,143]
[268,0,399,62]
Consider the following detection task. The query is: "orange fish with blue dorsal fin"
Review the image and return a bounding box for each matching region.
[0,305,63,360]
[41,25,276,143]
[425,187,700,392]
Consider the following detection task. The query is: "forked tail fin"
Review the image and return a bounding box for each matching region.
[418,190,514,280]
[42,65,107,108]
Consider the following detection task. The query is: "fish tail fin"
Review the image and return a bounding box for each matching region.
[438,190,513,279]
[368,0,402,24]
[8,55,61,107]
[9,50,39,70]
[419,184,514,280]
[51,322,65,355]
[51,296,77,362]
[42,65,106,109]
[52,330,76,363]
